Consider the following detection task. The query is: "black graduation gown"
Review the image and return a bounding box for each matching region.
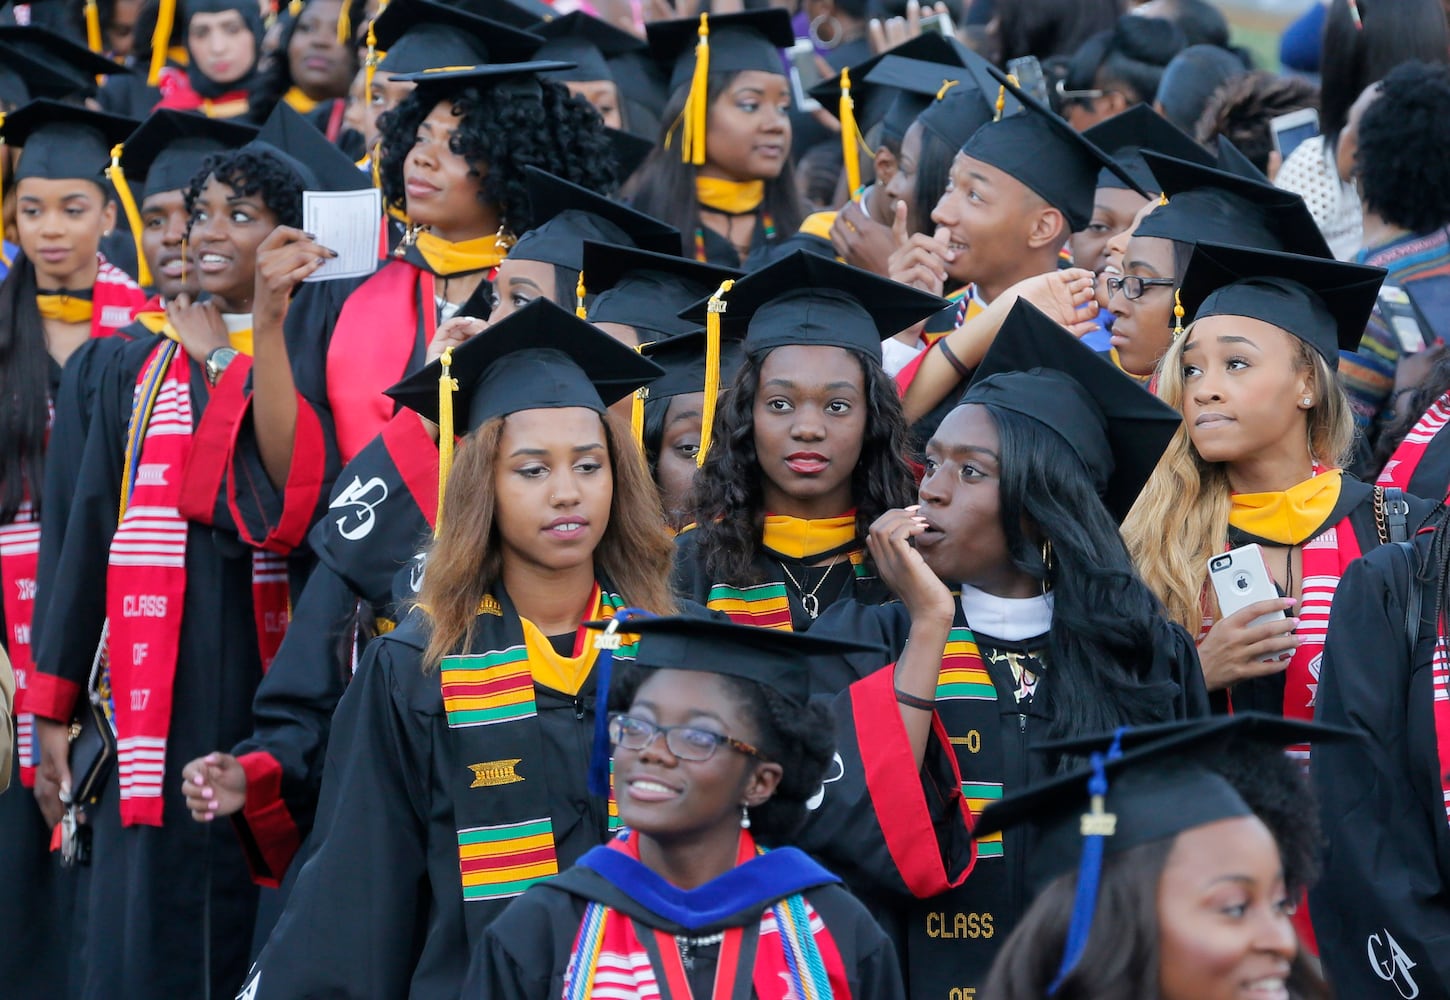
[1310,530,1450,999]
[809,595,1209,998]
[227,412,437,886]
[28,335,273,999]
[244,591,976,997]
[1218,477,1437,716]
[464,843,906,999]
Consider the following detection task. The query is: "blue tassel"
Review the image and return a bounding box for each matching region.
[586,608,652,799]
[1047,728,1127,996]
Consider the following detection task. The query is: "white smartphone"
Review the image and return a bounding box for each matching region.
[787,40,823,112]
[919,10,955,37]
[1208,545,1288,659]
[1270,107,1319,160]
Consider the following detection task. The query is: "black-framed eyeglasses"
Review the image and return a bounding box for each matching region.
[1106,275,1176,301]
[609,714,767,763]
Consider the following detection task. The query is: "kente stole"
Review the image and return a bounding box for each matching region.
[704,514,865,631]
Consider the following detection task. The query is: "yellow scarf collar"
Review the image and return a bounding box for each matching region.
[697,176,764,215]
[1229,468,1343,546]
[282,86,319,114]
[519,585,606,696]
[761,513,858,560]
[145,309,254,356]
[413,231,509,276]
[37,294,93,324]
[202,96,251,119]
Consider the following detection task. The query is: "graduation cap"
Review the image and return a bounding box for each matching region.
[974,713,1357,994]
[646,10,793,165]
[959,65,1145,233]
[609,48,670,136]
[1214,134,1272,183]
[0,25,128,97]
[535,10,643,84]
[109,110,258,287]
[1135,151,1331,259]
[386,295,663,429]
[638,329,746,403]
[1081,104,1213,193]
[960,299,1181,522]
[3,99,137,186]
[244,101,373,193]
[678,250,946,464]
[811,33,975,140]
[386,61,577,105]
[510,167,682,275]
[0,38,97,105]
[371,0,545,74]
[871,48,1003,156]
[468,0,553,27]
[605,126,655,185]
[578,609,886,794]
[1176,241,1387,367]
[583,240,740,342]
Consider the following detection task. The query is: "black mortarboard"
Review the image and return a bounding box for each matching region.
[974,713,1356,992]
[647,10,793,93]
[0,38,87,105]
[372,0,544,73]
[4,100,138,185]
[678,249,947,360]
[960,300,1181,522]
[583,241,740,341]
[811,33,974,139]
[462,0,551,29]
[584,613,886,707]
[245,102,371,192]
[1082,104,1213,192]
[960,66,1144,232]
[1135,151,1331,259]
[387,61,576,101]
[638,329,745,401]
[385,297,664,430]
[609,48,670,126]
[1214,134,1271,182]
[0,25,129,96]
[1177,242,1387,366]
[606,127,655,185]
[535,11,643,84]
[510,167,681,271]
[119,110,258,200]
[892,51,1004,153]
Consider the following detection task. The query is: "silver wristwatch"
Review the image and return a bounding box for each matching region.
[205,346,239,387]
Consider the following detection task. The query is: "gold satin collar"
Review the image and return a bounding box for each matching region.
[1229,468,1343,546]
[202,96,251,119]
[696,176,765,215]
[148,311,253,356]
[519,586,606,696]
[282,87,319,114]
[36,294,92,323]
[413,231,509,276]
[762,513,858,560]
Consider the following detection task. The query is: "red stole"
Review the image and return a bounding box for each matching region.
[0,501,39,786]
[1378,392,1450,499]
[91,257,148,338]
[325,260,435,463]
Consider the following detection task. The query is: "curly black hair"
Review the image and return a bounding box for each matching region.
[1201,740,1324,894]
[1356,61,1450,234]
[376,80,617,236]
[184,149,305,231]
[690,348,915,586]
[608,662,836,847]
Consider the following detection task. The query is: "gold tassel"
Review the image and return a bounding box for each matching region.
[289,0,302,17]
[576,271,587,319]
[631,343,647,449]
[1158,191,1169,207]
[364,20,378,108]
[436,346,459,535]
[84,0,103,54]
[696,277,734,467]
[1173,288,1185,337]
[935,79,957,101]
[993,73,1018,122]
[680,14,710,166]
[840,67,862,197]
[107,144,152,289]
[148,0,177,86]
[336,0,351,45]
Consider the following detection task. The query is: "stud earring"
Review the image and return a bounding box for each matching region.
[1302,396,1313,407]
[740,805,751,829]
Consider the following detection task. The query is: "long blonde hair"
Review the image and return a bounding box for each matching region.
[1122,323,1355,630]
[419,411,678,670]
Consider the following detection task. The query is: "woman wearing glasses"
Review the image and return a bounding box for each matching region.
[464,615,913,999]
[1105,149,1332,380]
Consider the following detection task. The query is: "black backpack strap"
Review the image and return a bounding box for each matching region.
[1400,539,1424,659]
[1385,486,1412,543]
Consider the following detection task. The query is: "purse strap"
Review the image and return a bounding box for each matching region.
[1399,539,1424,661]
[1375,485,1412,544]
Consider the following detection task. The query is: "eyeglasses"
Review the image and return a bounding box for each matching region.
[609,714,767,763]
[1105,275,1176,301]
[1055,79,1110,108]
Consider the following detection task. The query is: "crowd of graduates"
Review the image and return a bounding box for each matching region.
[2,0,1450,996]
